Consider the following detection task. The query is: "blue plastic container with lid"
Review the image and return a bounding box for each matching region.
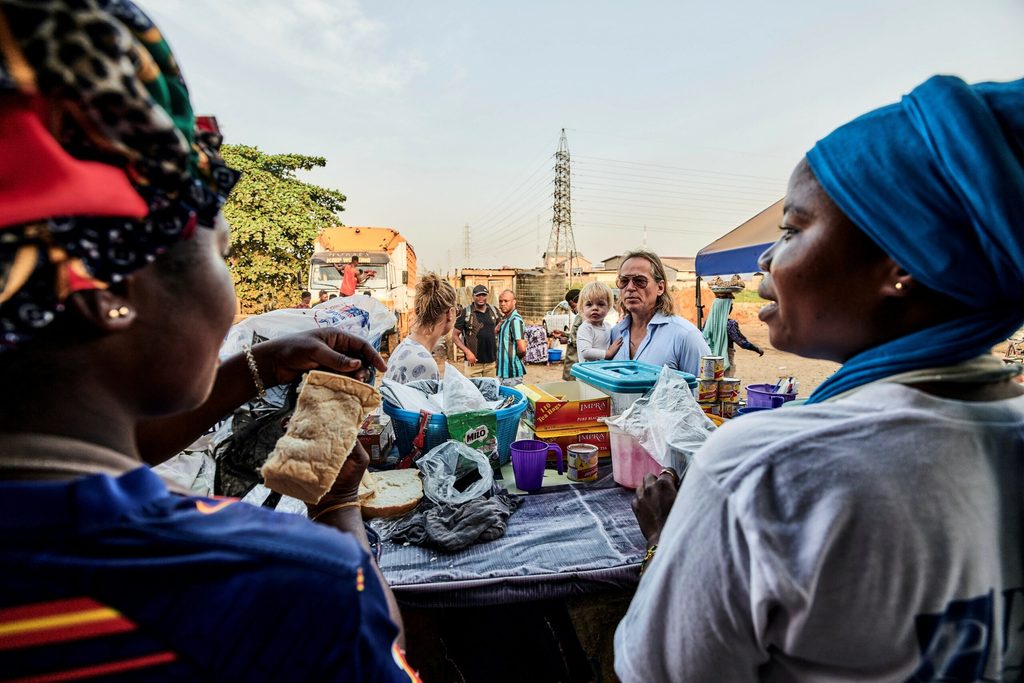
[570,360,697,415]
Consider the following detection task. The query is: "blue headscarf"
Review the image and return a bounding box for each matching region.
[804,75,1024,403]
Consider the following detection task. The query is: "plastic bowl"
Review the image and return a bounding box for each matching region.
[745,383,797,408]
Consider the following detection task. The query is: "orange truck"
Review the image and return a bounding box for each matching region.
[308,226,418,340]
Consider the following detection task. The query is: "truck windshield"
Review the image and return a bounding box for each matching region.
[310,263,389,291]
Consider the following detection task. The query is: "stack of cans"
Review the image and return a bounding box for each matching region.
[696,355,742,418]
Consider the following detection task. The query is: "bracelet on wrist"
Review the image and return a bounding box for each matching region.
[639,544,658,576]
[310,500,362,522]
[242,344,267,400]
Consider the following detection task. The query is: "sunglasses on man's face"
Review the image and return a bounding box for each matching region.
[617,275,657,289]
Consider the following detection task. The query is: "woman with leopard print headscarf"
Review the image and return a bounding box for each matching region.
[0,2,418,680]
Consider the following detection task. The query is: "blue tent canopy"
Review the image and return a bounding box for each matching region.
[695,199,783,276]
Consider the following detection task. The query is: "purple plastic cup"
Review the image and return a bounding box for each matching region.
[510,439,564,492]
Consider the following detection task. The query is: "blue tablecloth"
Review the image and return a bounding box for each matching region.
[377,467,646,608]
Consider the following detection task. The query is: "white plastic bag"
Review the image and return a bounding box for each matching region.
[441,363,489,414]
[416,440,494,505]
[221,294,396,359]
[606,366,716,472]
[381,378,443,414]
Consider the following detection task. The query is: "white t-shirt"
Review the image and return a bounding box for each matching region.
[577,320,613,361]
[615,382,1024,682]
[382,337,439,384]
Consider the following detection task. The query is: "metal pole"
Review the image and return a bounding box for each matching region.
[695,275,704,329]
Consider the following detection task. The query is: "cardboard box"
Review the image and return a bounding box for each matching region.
[358,412,395,466]
[519,381,612,430]
[533,423,611,459]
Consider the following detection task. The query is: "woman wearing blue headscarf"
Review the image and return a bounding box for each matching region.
[615,75,1024,682]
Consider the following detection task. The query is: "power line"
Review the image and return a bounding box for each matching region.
[472,175,553,237]
[572,192,780,215]
[571,172,782,198]
[573,154,787,184]
[468,144,556,230]
[572,180,778,204]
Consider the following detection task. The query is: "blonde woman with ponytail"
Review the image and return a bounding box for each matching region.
[384,273,458,384]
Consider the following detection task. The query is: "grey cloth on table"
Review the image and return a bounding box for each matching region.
[391,492,523,552]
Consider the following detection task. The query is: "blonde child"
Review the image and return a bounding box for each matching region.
[576,281,623,361]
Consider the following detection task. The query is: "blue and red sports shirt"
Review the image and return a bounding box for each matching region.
[0,467,419,682]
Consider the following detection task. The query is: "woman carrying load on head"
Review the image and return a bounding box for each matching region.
[384,272,457,384]
[615,75,1024,682]
[701,278,764,377]
[0,2,418,680]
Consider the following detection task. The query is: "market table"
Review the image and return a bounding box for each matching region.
[374,461,646,681]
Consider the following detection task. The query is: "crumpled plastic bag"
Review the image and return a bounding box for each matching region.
[416,439,494,505]
[381,378,443,414]
[441,363,489,414]
[605,366,716,472]
[406,377,501,402]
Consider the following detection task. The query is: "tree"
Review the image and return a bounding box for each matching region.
[220,144,346,313]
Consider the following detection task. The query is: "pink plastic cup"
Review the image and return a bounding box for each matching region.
[510,439,564,492]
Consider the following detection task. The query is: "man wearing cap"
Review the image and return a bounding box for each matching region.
[454,284,499,378]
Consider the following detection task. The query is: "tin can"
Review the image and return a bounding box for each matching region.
[700,355,725,380]
[696,378,719,402]
[698,400,721,416]
[720,402,739,419]
[719,377,741,403]
[567,443,600,482]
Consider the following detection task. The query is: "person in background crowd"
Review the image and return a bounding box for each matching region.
[453,284,499,378]
[554,289,583,380]
[384,273,456,384]
[338,255,372,297]
[329,293,338,300]
[496,289,527,386]
[0,2,417,680]
[298,291,312,309]
[318,289,330,304]
[616,74,1024,682]
[701,290,763,377]
[610,250,710,375]
[576,282,622,361]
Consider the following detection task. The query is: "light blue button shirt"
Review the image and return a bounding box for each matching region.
[610,313,711,376]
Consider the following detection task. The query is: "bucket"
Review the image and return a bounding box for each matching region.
[547,348,563,362]
[745,383,797,409]
[510,439,564,491]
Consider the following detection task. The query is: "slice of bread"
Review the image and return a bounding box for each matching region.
[261,371,381,504]
[361,469,423,519]
[357,470,378,502]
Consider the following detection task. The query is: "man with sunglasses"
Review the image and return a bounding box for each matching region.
[609,251,710,375]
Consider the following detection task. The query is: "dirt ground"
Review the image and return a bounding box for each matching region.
[519,302,839,396]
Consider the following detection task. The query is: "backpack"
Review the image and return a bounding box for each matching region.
[462,303,499,336]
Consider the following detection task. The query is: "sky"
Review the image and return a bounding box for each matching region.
[141,1,1024,274]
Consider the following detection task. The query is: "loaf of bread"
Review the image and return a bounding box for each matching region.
[261,371,381,503]
[361,469,423,519]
